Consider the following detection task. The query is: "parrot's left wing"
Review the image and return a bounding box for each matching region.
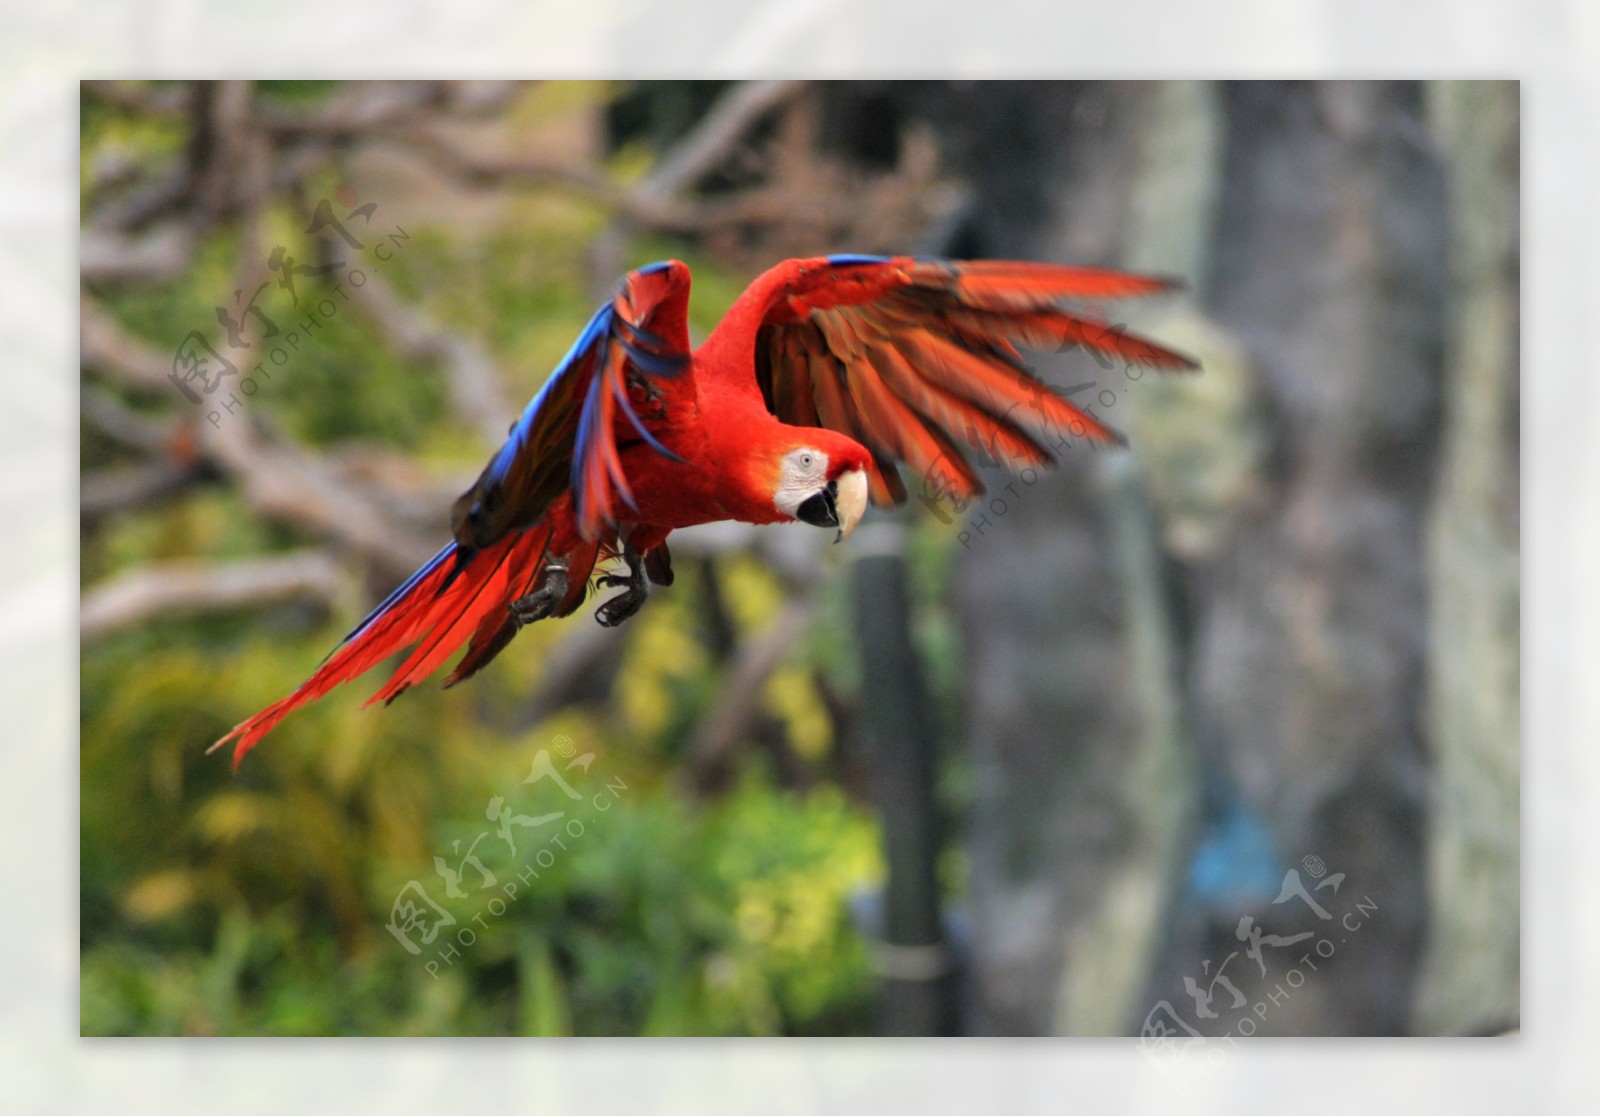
[453,261,695,547]
[746,255,1196,506]
[210,263,697,766]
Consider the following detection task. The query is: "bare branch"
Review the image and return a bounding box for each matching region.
[82,80,187,117]
[80,223,200,285]
[685,597,816,781]
[195,418,439,582]
[81,388,175,454]
[349,267,513,448]
[81,460,206,520]
[394,123,678,223]
[84,169,193,235]
[81,293,439,580]
[254,81,450,138]
[188,81,260,221]
[80,297,176,393]
[81,551,348,642]
[396,81,812,236]
[637,81,806,203]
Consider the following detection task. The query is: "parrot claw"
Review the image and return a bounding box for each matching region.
[595,593,645,628]
[509,560,569,629]
[594,547,649,628]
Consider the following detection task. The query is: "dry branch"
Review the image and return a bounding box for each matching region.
[81,460,205,520]
[80,223,200,285]
[398,81,812,237]
[79,298,179,394]
[82,81,187,117]
[81,388,176,454]
[80,294,438,580]
[686,596,816,780]
[636,81,805,203]
[348,267,513,448]
[81,551,348,642]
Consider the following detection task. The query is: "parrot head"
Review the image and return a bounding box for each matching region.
[767,430,871,542]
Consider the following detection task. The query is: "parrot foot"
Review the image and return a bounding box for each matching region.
[509,560,569,629]
[594,549,649,628]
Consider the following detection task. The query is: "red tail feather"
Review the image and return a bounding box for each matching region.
[210,529,551,768]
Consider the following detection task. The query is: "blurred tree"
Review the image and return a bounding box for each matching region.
[1415,80,1520,1036]
[1145,80,1447,1036]
[920,80,1201,1036]
[892,79,1508,1038]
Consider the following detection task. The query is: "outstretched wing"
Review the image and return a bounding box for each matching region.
[746,255,1196,505]
[212,262,694,765]
[452,260,695,547]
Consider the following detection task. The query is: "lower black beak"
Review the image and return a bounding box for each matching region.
[796,482,839,529]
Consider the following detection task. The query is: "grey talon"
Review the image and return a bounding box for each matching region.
[509,560,569,629]
[594,544,649,628]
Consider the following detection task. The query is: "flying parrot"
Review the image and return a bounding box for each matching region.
[213,254,1194,765]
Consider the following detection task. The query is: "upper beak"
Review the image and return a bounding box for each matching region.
[795,467,870,543]
[832,468,868,543]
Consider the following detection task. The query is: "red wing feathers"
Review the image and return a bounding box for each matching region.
[938,260,1183,307]
[752,255,1195,506]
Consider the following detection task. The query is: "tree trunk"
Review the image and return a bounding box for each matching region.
[1414,79,1520,1036]
[937,80,1199,1035]
[1145,81,1447,1036]
[936,80,1454,1036]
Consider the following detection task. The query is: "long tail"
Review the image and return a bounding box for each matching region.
[210,524,598,768]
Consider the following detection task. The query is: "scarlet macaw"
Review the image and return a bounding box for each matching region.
[214,254,1193,764]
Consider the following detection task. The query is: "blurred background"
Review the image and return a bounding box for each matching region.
[78,80,1518,1038]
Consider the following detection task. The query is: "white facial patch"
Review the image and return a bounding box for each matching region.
[773,447,831,516]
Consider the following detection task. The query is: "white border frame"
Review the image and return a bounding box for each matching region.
[9,1,1592,1111]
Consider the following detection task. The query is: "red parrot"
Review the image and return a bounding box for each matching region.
[213,254,1194,765]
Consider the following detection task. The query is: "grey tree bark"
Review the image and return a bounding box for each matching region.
[934,81,1457,1035]
[935,81,1201,1036]
[1144,81,1447,1036]
[1414,80,1520,1037]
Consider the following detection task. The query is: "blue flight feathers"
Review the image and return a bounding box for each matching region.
[336,541,458,647]
[475,278,692,533]
[827,253,890,266]
[485,302,616,487]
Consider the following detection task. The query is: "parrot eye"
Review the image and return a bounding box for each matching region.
[785,448,824,475]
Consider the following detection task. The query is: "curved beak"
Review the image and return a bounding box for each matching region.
[794,468,870,543]
[832,468,868,543]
